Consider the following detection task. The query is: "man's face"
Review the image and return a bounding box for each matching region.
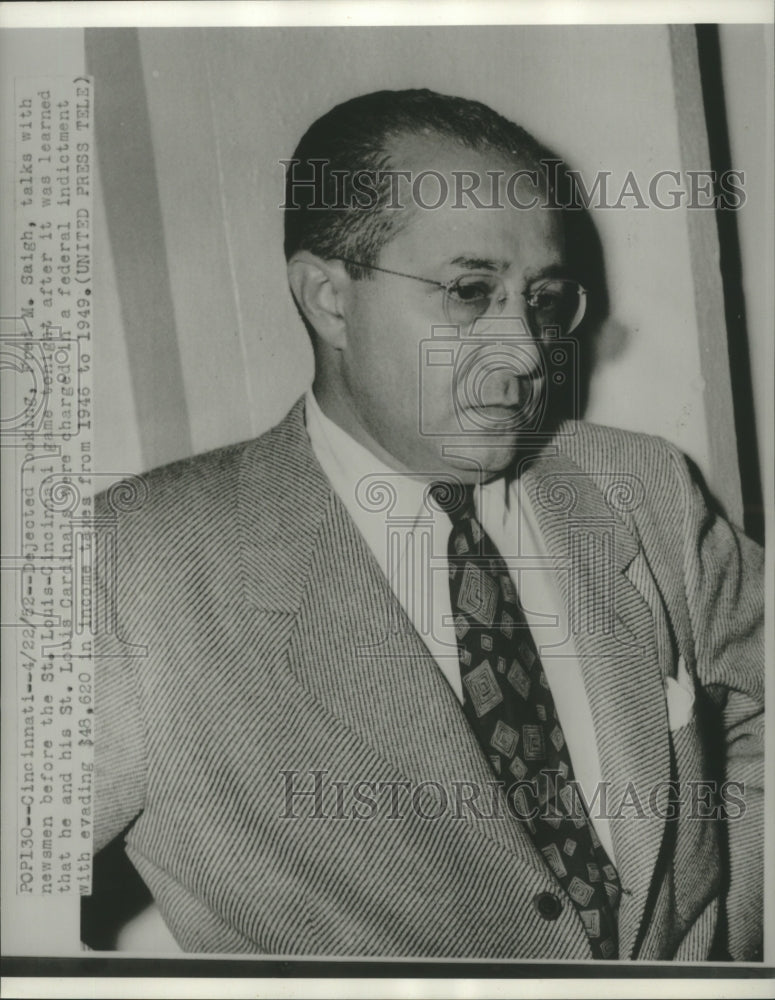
[328,135,567,481]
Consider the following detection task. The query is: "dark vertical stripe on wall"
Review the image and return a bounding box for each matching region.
[86,28,192,469]
[668,26,743,528]
[695,24,764,544]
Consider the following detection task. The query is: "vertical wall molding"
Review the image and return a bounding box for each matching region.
[86,28,192,470]
[668,24,743,526]
[697,24,766,543]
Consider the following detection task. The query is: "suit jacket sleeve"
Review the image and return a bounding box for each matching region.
[668,444,764,960]
[93,493,148,854]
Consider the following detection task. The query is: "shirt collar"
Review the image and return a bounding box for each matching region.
[307,390,444,521]
[304,388,517,531]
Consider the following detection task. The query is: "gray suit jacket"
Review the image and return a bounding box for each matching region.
[94,398,764,959]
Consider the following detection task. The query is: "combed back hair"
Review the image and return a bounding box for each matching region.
[283,88,556,278]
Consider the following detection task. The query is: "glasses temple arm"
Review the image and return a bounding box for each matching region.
[334,257,447,290]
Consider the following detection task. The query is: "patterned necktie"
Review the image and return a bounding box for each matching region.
[431,481,621,960]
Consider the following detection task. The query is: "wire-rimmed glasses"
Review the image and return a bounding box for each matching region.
[335,257,587,338]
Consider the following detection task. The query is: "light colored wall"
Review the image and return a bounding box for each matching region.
[90,25,762,522]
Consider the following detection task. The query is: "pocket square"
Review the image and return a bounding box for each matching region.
[665,656,695,731]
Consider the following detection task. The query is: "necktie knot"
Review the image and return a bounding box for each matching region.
[429,481,476,525]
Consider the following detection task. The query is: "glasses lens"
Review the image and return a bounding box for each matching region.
[524,280,586,336]
[443,274,586,335]
[443,274,503,326]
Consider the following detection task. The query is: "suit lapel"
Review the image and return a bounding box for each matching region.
[239,398,549,875]
[238,398,331,613]
[522,447,671,957]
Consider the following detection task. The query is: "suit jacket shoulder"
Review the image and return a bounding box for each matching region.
[92,400,315,850]
[96,399,314,578]
[556,418,698,493]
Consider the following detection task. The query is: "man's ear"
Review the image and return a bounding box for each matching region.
[287,252,350,350]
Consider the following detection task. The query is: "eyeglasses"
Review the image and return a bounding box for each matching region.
[335,257,587,337]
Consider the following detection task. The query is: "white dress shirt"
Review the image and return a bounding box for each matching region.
[304,389,616,862]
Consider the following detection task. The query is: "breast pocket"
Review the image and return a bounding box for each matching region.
[665,656,695,732]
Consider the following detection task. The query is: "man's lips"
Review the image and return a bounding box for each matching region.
[463,404,528,424]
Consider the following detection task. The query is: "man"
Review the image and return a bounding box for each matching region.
[92,90,764,960]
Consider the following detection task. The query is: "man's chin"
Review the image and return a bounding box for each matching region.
[435,435,523,482]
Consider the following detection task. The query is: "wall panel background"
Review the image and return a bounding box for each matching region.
[87,24,770,528]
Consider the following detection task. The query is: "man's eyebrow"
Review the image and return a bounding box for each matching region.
[445,257,570,279]
[446,255,509,272]
[523,261,571,282]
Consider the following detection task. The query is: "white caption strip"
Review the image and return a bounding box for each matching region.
[10,76,94,896]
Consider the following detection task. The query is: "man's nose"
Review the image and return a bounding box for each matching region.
[466,313,543,377]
